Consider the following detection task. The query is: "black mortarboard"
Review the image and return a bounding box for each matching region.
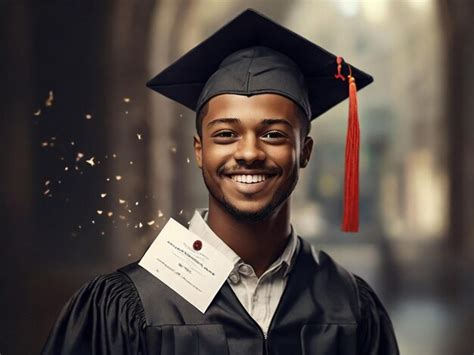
[147,8,374,232]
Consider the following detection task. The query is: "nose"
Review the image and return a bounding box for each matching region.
[233,134,266,164]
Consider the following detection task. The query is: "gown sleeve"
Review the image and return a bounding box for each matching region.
[41,272,147,355]
[355,275,400,355]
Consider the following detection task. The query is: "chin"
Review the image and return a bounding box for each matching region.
[221,196,281,223]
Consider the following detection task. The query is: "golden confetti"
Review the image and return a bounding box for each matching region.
[125,110,129,115]
[64,166,69,171]
[85,113,92,120]
[179,209,183,215]
[127,209,132,213]
[129,161,134,165]
[119,199,126,204]
[91,220,95,224]
[147,220,155,226]
[78,225,82,229]
[76,152,84,161]
[127,253,132,257]
[115,175,122,181]
[137,133,142,140]
[71,141,75,146]
[186,157,190,164]
[34,109,42,116]
[51,137,56,141]
[100,193,107,198]
[97,210,103,215]
[118,215,126,220]
[43,189,50,195]
[45,90,54,107]
[170,147,177,153]
[45,180,50,186]
[101,231,105,236]
[123,97,131,103]
[112,153,117,158]
[86,157,95,166]
[139,222,143,228]
[41,141,49,147]
[106,178,110,182]
[107,211,113,217]
[135,201,139,206]
[158,210,164,218]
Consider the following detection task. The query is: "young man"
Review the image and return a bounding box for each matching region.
[43,9,399,355]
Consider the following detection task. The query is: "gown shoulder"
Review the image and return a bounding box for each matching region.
[354,275,400,355]
[42,271,147,354]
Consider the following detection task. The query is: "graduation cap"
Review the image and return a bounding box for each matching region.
[147,8,374,232]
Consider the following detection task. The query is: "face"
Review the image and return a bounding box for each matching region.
[194,94,313,222]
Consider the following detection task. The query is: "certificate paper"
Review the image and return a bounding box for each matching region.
[139,218,234,313]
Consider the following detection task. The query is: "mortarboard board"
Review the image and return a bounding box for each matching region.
[147,8,374,232]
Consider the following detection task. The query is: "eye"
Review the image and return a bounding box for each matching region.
[213,130,237,138]
[261,131,287,139]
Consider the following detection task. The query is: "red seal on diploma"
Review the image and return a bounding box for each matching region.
[193,240,202,251]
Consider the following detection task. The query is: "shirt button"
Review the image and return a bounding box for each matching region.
[228,272,240,284]
[239,264,253,276]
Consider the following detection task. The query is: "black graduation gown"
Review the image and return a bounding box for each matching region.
[42,238,399,354]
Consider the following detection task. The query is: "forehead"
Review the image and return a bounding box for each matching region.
[203,94,301,126]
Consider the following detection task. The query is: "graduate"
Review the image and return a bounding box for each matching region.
[43,9,399,355]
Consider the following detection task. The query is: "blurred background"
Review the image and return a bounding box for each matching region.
[1,0,473,354]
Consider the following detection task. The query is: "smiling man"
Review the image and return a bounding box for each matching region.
[43,9,399,355]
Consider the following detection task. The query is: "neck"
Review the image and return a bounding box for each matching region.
[207,197,292,277]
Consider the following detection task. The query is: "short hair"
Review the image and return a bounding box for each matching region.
[195,100,311,139]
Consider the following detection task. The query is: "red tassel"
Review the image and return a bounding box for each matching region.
[342,75,360,232]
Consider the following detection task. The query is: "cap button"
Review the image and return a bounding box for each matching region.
[193,240,202,251]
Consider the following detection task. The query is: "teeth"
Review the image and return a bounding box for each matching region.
[230,174,268,184]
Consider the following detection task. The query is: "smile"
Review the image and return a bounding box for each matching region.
[230,174,268,184]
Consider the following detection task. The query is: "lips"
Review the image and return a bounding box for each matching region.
[223,171,277,195]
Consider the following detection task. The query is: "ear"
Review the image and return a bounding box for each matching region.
[193,134,203,168]
[300,136,314,168]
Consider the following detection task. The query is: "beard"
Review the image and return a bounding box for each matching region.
[202,166,299,223]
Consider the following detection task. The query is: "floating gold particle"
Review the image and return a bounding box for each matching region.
[86,157,95,166]
[123,97,131,103]
[43,189,50,195]
[100,193,107,198]
[170,147,177,153]
[45,90,54,107]
[78,225,82,229]
[76,152,84,161]
[64,166,69,171]
[158,210,164,218]
[139,222,143,228]
[91,220,95,224]
[179,209,183,215]
[101,231,105,236]
[107,211,113,217]
[41,141,49,147]
[147,220,155,226]
[34,109,42,116]
[45,180,50,186]
[129,161,134,165]
[71,141,75,146]
[186,157,190,164]
[135,201,139,206]
[97,210,103,215]
[85,113,92,120]
[118,215,126,220]
[127,253,132,257]
[106,178,110,182]
[115,175,122,181]
[112,153,117,158]
[137,133,142,140]
[119,199,126,204]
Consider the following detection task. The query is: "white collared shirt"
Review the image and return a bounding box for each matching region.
[188,209,300,335]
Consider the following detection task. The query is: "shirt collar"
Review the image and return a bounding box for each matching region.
[188,208,299,278]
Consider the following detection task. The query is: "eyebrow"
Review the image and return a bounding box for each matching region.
[207,117,294,129]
